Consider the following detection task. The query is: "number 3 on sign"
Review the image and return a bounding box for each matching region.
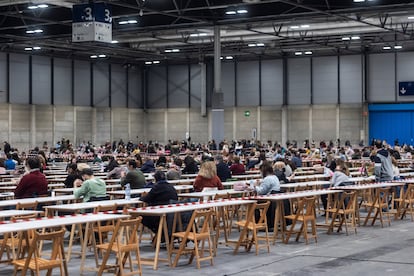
[105,8,112,23]
[84,7,92,21]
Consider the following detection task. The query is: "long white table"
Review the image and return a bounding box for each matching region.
[0,213,129,273]
[128,198,256,270]
[0,195,76,209]
[107,185,193,198]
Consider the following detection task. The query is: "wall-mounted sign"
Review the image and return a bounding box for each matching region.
[399,81,414,96]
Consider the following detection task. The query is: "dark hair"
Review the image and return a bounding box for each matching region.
[154,170,166,182]
[68,163,78,171]
[128,159,137,168]
[215,155,223,162]
[26,156,41,170]
[375,140,383,149]
[80,168,94,176]
[259,161,274,177]
[174,158,183,167]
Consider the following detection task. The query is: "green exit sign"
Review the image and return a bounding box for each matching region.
[244,110,250,117]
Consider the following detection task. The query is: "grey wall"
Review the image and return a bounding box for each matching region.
[1,50,414,149]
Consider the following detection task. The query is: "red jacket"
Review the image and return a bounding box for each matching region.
[15,170,48,199]
[193,175,224,192]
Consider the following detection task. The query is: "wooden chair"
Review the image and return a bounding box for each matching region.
[213,193,231,246]
[97,217,143,276]
[326,191,358,235]
[284,196,317,244]
[363,187,394,227]
[400,184,414,220]
[233,201,271,255]
[0,202,40,263]
[12,228,67,276]
[171,208,214,269]
[93,204,118,246]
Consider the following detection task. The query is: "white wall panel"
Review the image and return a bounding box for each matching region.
[312,106,336,142]
[95,107,111,144]
[35,105,53,146]
[189,108,208,143]
[168,65,188,108]
[261,59,283,106]
[190,64,202,108]
[128,67,142,108]
[167,109,187,140]
[74,60,91,106]
[368,53,395,102]
[288,58,311,105]
[53,58,72,106]
[147,67,167,108]
[9,54,29,104]
[313,56,338,104]
[32,56,51,105]
[111,64,127,108]
[93,63,109,107]
[0,53,7,103]
[54,106,74,143]
[75,108,92,144]
[340,55,362,104]
[112,108,129,141]
[287,106,309,142]
[0,104,9,143]
[260,107,282,143]
[397,52,414,102]
[237,61,259,106]
[221,62,235,107]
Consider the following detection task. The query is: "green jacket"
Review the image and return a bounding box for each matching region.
[74,177,107,202]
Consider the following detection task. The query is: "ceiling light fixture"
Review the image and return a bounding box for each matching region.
[225,10,237,15]
[342,37,351,41]
[119,19,138,25]
[225,56,233,60]
[226,8,248,15]
[28,4,48,9]
[190,33,208,37]
[295,52,303,55]
[237,9,248,14]
[145,61,152,65]
[394,45,403,49]
[24,47,33,51]
[383,46,391,50]
[33,46,41,50]
[408,16,414,20]
[152,60,160,64]
[26,29,43,34]
[98,54,106,58]
[111,40,119,44]
[165,49,180,53]
[351,36,360,40]
[305,51,313,55]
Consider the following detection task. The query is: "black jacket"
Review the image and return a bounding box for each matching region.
[141,180,178,206]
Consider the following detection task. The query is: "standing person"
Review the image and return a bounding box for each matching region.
[193,161,224,192]
[14,156,48,199]
[120,159,146,189]
[74,168,107,202]
[372,140,393,182]
[3,141,11,155]
[215,155,231,182]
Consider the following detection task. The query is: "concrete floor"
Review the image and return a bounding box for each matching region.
[1,212,414,276]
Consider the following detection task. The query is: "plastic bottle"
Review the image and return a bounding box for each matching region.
[125,183,131,200]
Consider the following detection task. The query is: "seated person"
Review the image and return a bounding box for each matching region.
[4,153,16,170]
[141,157,156,173]
[166,157,182,180]
[140,171,178,241]
[74,168,107,202]
[193,161,224,192]
[64,163,82,188]
[120,159,146,189]
[215,155,231,182]
[15,156,48,199]
[229,156,245,175]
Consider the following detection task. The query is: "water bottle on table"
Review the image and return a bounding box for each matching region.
[125,183,131,200]
[249,179,255,190]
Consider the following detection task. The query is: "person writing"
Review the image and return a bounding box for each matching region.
[74,168,107,202]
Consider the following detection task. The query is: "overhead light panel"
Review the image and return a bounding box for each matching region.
[290,25,300,29]
[119,19,138,25]
[165,49,180,53]
[111,40,118,44]
[248,43,265,47]
[226,8,248,15]
[225,56,233,60]
[383,46,391,50]
[295,52,303,56]
[26,29,43,34]
[190,33,208,37]
[145,60,160,65]
[300,25,310,28]
[342,37,351,41]
[90,55,98,58]
[28,3,48,9]
[153,60,160,64]
[98,54,106,58]
[33,46,41,50]
[351,36,360,40]
[305,51,313,55]
[90,54,107,59]
[408,16,414,20]
[24,47,33,51]
[394,45,403,49]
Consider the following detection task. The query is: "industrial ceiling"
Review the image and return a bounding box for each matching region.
[1,0,414,64]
